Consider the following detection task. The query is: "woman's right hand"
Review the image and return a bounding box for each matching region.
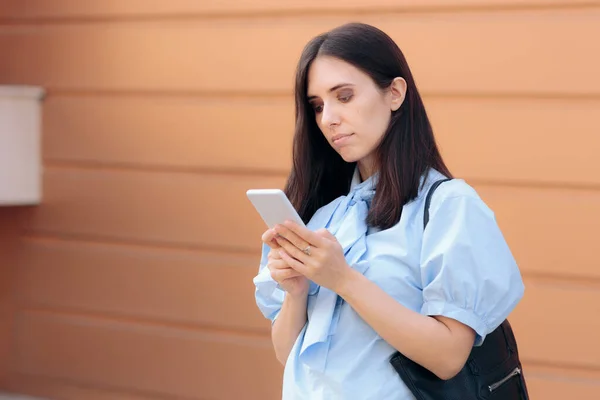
[262,229,309,297]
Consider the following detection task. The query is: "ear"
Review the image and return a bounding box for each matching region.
[389,77,407,112]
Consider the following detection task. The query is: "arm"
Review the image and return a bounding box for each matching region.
[271,292,308,366]
[260,228,310,366]
[337,269,475,380]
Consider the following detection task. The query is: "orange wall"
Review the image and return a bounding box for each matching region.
[0,208,22,388]
[0,1,599,399]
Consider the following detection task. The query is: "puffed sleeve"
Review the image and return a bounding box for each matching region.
[419,186,525,345]
[253,242,285,323]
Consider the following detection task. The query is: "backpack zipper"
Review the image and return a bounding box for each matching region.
[488,367,522,392]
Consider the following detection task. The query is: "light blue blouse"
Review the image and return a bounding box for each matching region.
[253,168,525,400]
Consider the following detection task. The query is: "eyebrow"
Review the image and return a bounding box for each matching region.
[307,83,354,101]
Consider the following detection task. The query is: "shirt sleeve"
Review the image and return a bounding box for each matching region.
[419,187,525,345]
[253,242,285,323]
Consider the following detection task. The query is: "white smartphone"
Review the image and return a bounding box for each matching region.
[246,189,306,228]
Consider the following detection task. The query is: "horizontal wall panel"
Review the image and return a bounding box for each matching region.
[526,374,600,399]
[524,364,600,400]
[42,95,294,173]
[0,1,594,19]
[13,312,283,400]
[18,237,269,332]
[42,95,600,185]
[27,168,600,280]
[4,374,168,400]
[26,168,286,251]
[1,10,599,95]
[431,98,600,186]
[510,280,600,368]
[476,185,600,280]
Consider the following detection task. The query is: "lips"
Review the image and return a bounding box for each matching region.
[331,133,353,145]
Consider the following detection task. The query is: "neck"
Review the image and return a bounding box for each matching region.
[357,157,376,181]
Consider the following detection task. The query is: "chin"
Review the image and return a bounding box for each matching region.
[337,149,363,164]
[339,154,359,163]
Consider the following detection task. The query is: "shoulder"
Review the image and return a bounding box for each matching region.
[419,168,478,200]
[429,179,483,203]
[420,172,494,223]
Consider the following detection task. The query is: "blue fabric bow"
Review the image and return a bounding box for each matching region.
[298,174,376,372]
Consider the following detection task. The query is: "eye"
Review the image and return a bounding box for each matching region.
[338,94,353,103]
[312,104,323,114]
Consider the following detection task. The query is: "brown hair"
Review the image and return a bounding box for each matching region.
[284,22,452,230]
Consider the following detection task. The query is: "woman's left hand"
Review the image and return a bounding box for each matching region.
[273,220,353,293]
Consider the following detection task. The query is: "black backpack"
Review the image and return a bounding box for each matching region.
[389,178,530,399]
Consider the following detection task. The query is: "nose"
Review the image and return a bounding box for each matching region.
[320,102,341,130]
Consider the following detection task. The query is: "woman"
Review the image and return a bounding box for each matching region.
[253,22,525,399]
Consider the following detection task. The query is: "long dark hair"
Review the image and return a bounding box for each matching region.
[284,22,452,230]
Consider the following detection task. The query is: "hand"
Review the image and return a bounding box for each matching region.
[262,228,309,297]
[273,220,353,293]
[261,227,282,251]
[267,248,309,296]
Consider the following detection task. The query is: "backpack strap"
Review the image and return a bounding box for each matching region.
[423,178,451,229]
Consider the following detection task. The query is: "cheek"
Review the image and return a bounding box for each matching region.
[359,103,391,140]
[316,118,328,137]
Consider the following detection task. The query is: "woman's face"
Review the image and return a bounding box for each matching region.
[306,56,406,178]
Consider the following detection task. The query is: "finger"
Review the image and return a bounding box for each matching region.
[273,224,312,252]
[264,227,297,247]
[270,265,302,281]
[315,228,336,241]
[262,228,277,242]
[279,249,309,276]
[267,259,287,271]
[267,249,282,260]
[268,259,292,270]
[262,228,281,249]
[275,235,309,263]
[283,220,327,248]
